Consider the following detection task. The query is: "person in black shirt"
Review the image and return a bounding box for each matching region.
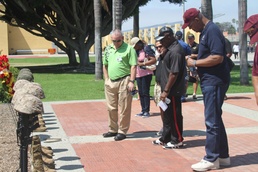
[152,26,186,149]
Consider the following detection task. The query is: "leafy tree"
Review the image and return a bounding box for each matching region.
[232,18,239,31]
[0,0,149,70]
[228,25,236,34]
[232,18,236,23]
[215,22,236,33]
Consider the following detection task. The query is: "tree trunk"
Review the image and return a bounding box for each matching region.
[238,0,249,85]
[133,8,139,37]
[78,46,91,69]
[116,0,122,30]
[113,0,122,30]
[201,0,213,21]
[64,43,78,66]
[94,0,103,80]
[112,0,116,30]
[67,50,78,66]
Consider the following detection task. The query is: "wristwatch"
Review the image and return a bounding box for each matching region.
[129,80,135,84]
[164,90,169,93]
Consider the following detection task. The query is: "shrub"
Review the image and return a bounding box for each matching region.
[0,55,19,103]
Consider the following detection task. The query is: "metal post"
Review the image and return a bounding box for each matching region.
[18,113,30,172]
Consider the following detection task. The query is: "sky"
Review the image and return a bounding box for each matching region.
[122,0,257,31]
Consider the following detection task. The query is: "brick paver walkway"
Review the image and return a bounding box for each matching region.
[41,93,258,172]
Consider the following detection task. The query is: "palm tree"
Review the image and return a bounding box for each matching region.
[232,18,236,24]
[238,0,249,85]
[232,18,239,31]
[201,0,213,20]
[133,7,139,37]
[113,0,122,30]
[94,0,103,80]
[132,0,185,37]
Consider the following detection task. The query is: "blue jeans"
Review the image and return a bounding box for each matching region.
[201,84,229,162]
[136,74,152,112]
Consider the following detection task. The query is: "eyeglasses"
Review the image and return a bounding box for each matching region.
[155,45,162,49]
[112,40,122,43]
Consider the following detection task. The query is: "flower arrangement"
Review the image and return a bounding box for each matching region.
[0,55,15,102]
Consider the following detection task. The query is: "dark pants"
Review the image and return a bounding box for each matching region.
[233,52,238,59]
[160,95,183,144]
[201,84,229,162]
[136,74,152,113]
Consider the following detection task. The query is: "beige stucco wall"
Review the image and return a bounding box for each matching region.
[8,25,53,55]
[0,21,9,55]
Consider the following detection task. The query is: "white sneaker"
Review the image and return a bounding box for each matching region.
[152,139,163,145]
[191,159,219,172]
[163,142,183,149]
[219,157,231,166]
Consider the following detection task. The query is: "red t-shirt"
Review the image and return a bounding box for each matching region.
[252,45,258,76]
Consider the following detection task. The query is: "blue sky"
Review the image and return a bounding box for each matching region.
[122,0,257,31]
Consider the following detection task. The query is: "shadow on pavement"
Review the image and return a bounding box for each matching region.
[57,164,84,170]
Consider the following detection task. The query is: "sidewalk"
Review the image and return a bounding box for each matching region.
[38,93,258,172]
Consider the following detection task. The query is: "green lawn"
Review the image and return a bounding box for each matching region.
[9,57,254,102]
[9,56,96,66]
[33,73,105,101]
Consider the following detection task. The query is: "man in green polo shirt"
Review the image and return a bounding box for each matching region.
[102,29,137,141]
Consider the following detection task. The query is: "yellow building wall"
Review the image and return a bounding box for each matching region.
[184,27,200,44]
[8,26,53,55]
[0,21,9,55]
[101,24,183,49]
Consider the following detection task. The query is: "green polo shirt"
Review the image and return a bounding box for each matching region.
[103,42,137,80]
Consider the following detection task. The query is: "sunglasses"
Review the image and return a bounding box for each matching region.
[112,40,122,43]
[155,45,162,49]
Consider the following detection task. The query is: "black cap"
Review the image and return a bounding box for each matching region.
[175,31,183,37]
[188,33,195,38]
[144,45,155,57]
[155,26,173,41]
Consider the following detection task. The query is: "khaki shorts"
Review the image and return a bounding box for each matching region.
[154,83,161,106]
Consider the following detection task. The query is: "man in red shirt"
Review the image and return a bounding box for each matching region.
[244,14,258,105]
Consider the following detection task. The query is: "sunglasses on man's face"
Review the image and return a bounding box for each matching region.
[112,40,122,43]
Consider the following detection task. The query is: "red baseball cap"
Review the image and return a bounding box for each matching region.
[244,14,258,44]
[182,8,200,29]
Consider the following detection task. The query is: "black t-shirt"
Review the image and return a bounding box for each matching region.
[155,41,186,96]
[224,38,232,55]
[189,42,199,55]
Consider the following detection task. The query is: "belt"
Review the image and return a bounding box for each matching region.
[110,75,130,82]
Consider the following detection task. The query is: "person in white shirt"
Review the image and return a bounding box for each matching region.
[233,43,239,59]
